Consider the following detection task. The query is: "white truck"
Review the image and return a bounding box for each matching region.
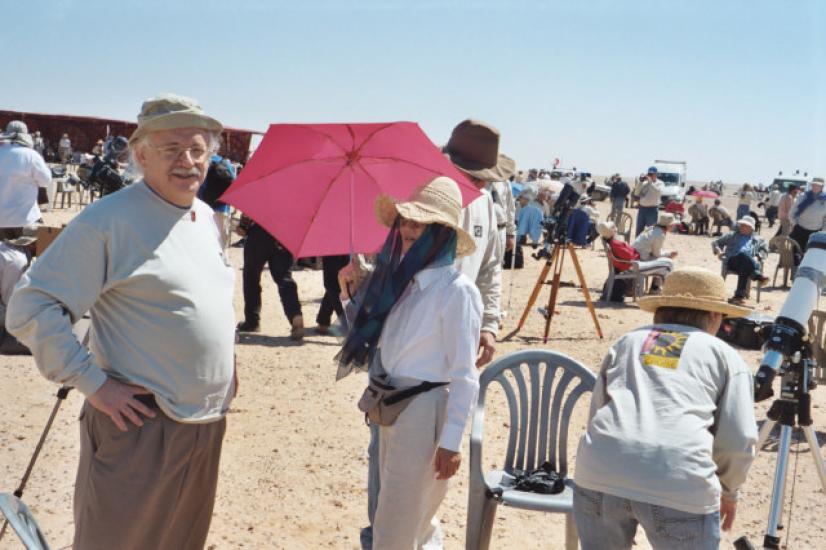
[654,160,687,207]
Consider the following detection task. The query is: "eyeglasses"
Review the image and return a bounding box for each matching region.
[148,143,211,162]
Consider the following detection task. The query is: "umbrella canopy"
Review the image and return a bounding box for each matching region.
[221,122,480,258]
[692,189,719,198]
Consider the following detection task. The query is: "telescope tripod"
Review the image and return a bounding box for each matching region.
[505,241,603,343]
[738,357,826,550]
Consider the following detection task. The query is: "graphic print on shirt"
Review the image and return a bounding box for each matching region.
[474,225,483,237]
[639,329,688,370]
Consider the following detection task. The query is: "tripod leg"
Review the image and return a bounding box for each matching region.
[801,424,826,493]
[567,244,603,339]
[763,425,793,549]
[756,419,776,451]
[543,246,564,343]
[511,254,554,336]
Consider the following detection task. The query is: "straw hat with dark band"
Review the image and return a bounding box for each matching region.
[374,176,476,258]
[639,267,751,317]
[129,93,223,145]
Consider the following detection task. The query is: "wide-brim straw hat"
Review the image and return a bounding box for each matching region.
[639,267,751,317]
[129,93,223,145]
[374,176,476,258]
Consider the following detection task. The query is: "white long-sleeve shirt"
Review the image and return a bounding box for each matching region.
[7,181,236,422]
[455,190,502,335]
[575,324,757,514]
[791,194,826,231]
[0,143,51,228]
[376,264,482,452]
[632,226,670,260]
[638,179,663,207]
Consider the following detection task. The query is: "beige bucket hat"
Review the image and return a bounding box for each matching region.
[657,212,676,227]
[639,267,751,317]
[374,176,476,258]
[129,93,223,145]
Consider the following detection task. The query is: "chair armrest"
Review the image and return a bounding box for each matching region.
[469,400,489,489]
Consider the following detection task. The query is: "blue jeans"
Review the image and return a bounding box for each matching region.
[636,206,659,236]
[573,486,720,550]
[736,204,750,220]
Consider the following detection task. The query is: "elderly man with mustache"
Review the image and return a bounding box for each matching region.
[7,94,236,550]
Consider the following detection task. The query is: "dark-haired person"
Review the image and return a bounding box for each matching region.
[573,267,757,550]
[337,176,482,548]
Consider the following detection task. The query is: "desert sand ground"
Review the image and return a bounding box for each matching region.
[2,187,825,550]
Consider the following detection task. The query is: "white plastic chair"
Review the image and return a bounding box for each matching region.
[466,350,596,550]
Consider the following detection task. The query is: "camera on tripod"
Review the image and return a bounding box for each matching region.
[531,181,581,260]
[75,136,128,197]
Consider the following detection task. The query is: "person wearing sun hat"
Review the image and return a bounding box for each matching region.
[712,215,769,304]
[338,176,482,549]
[7,93,234,550]
[573,267,758,549]
[442,119,507,368]
[0,121,52,241]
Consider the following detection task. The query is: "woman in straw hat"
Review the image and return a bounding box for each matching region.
[337,176,482,549]
[573,267,758,550]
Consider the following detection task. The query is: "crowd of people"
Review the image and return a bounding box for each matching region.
[0,94,820,550]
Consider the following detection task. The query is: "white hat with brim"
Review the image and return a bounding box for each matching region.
[639,267,751,317]
[374,176,476,258]
[736,216,756,230]
[657,213,676,226]
[129,93,223,145]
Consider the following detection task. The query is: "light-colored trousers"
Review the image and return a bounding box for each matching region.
[368,385,449,550]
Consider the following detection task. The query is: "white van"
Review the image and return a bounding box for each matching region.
[654,160,687,207]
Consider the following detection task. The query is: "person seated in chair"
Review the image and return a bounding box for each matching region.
[712,216,769,305]
[599,221,673,302]
[0,236,33,354]
[688,197,710,235]
[709,199,735,236]
[632,213,678,293]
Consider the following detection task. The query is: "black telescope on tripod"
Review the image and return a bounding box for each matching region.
[532,180,580,260]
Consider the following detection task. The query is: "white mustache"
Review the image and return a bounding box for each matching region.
[170,169,201,178]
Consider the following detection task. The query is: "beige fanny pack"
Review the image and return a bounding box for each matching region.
[357,375,448,426]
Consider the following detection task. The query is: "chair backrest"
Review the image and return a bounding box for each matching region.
[601,239,617,277]
[474,350,596,477]
[0,494,51,550]
[807,311,826,384]
[769,236,801,268]
[615,212,632,240]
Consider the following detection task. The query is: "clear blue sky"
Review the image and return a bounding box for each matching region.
[4,0,824,182]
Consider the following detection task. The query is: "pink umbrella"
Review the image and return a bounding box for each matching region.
[221,122,479,258]
[692,190,719,199]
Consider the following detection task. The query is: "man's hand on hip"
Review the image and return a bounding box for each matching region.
[88,378,156,431]
[476,330,496,368]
